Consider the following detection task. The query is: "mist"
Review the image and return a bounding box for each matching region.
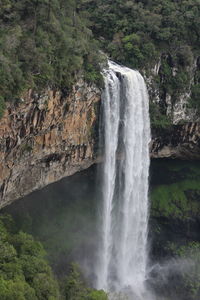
[2,165,99,282]
[2,162,200,299]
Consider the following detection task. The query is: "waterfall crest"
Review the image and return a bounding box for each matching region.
[96,61,151,299]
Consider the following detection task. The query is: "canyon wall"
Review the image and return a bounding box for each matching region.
[0,81,101,208]
[0,75,199,207]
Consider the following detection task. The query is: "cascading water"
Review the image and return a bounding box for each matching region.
[96,61,151,299]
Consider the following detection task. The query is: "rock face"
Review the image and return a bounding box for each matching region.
[0,74,199,208]
[146,56,200,125]
[151,122,200,159]
[147,56,200,160]
[0,81,101,208]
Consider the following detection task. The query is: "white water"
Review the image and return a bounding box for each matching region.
[96,61,151,299]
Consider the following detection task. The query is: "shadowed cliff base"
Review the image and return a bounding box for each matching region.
[1,160,200,299]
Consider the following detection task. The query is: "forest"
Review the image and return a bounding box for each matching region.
[0,0,102,113]
[0,0,199,108]
[0,0,200,128]
[83,0,200,125]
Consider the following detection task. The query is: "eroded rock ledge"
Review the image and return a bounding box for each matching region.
[151,122,200,159]
[0,81,101,208]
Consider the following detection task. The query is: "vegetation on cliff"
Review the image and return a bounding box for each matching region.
[82,0,200,125]
[0,0,199,123]
[83,1,199,67]
[150,160,200,219]
[0,0,102,112]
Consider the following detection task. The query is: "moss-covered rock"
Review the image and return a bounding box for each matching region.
[150,160,200,220]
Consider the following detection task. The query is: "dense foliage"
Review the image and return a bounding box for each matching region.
[0,0,102,106]
[83,0,199,67]
[0,215,108,300]
[63,263,108,300]
[82,0,200,125]
[0,0,199,121]
[0,215,59,299]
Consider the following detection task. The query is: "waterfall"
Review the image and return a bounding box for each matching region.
[96,61,151,299]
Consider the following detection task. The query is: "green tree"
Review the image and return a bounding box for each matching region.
[64,263,108,300]
[0,216,60,299]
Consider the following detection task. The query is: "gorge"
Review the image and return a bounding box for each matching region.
[0,1,200,299]
[0,60,200,300]
[0,61,200,300]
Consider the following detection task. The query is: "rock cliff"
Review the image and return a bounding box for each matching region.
[0,81,101,208]
[147,56,200,160]
[0,74,199,208]
[146,56,200,124]
[151,122,200,159]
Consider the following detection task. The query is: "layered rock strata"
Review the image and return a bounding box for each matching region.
[0,81,100,208]
[151,122,200,159]
[0,80,200,208]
